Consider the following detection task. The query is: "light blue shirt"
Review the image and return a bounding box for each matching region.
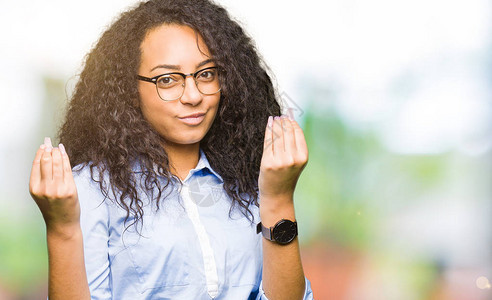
[74,149,313,299]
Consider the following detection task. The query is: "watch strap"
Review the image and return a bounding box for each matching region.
[256,222,272,241]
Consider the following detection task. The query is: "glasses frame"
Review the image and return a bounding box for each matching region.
[137,66,221,101]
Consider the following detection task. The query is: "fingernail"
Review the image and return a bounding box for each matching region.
[274,116,280,121]
[281,115,288,119]
[59,143,66,155]
[44,137,52,147]
[40,144,46,149]
[268,116,273,128]
[44,137,52,152]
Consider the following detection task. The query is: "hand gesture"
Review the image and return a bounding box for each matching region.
[29,138,80,237]
[258,116,308,205]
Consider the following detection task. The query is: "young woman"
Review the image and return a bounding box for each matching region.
[29,0,313,299]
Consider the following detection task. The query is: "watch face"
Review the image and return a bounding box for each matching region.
[272,220,297,245]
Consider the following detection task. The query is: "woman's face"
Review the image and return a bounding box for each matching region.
[138,24,220,148]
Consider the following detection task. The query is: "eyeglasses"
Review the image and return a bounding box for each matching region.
[137,66,221,101]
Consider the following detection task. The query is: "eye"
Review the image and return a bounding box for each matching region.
[156,74,181,88]
[197,69,217,82]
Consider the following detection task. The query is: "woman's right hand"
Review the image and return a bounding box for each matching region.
[29,137,80,237]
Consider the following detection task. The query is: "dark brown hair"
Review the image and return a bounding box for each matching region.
[59,0,281,227]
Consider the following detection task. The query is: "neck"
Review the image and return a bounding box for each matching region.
[163,142,201,181]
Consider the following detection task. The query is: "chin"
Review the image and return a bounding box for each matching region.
[165,134,206,146]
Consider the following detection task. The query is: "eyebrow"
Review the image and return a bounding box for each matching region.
[150,59,215,72]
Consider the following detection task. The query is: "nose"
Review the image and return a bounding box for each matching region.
[179,76,202,105]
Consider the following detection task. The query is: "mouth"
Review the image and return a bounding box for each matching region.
[178,112,206,126]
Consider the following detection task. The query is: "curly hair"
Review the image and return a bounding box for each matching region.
[59,0,281,228]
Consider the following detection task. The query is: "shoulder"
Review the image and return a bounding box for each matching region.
[72,162,115,207]
[72,163,106,189]
[71,161,153,205]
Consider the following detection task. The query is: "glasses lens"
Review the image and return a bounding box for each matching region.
[156,74,184,101]
[196,68,220,95]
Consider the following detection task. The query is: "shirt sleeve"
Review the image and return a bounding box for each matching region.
[74,166,112,300]
[256,277,314,300]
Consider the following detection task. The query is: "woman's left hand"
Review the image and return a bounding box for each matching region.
[258,115,308,207]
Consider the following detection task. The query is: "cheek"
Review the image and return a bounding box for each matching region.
[139,86,166,115]
[209,95,221,119]
[138,93,176,134]
[138,83,157,106]
[210,94,221,111]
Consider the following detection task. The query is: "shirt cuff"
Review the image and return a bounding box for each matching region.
[256,277,314,300]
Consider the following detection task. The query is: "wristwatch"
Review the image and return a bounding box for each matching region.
[256,219,298,245]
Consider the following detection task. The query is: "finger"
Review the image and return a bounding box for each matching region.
[263,116,274,156]
[30,144,46,190]
[59,143,74,182]
[281,116,296,157]
[291,119,308,156]
[52,147,63,181]
[40,138,54,181]
[272,116,284,156]
[44,137,53,149]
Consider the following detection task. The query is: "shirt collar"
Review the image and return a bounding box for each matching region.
[194,148,224,183]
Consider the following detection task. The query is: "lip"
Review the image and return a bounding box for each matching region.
[178,112,206,125]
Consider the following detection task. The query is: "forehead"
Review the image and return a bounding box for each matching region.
[139,24,211,72]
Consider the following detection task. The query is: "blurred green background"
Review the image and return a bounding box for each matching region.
[0,0,491,299]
